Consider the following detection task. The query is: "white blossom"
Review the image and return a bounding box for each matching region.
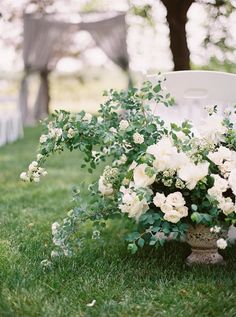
[119,119,129,131]
[20,172,30,182]
[163,210,182,223]
[216,238,227,249]
[52,222,60,235]
[28,161,38,172]
[39,134,48,144]
[165,192,186,208]
[67,128,75,139]
[98,176,113,196]
[198,114,227,144]
[178,161,209,190]
[153,193,166,208]
[228,169,236,195]
[133,164,156,188]
[83,113,92,123]
[37,154,43,161]
[133,132,144,144]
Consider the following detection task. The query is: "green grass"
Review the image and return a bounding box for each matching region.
[0,127,236,317]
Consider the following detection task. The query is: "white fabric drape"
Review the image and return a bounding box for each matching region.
[19,12,129,125]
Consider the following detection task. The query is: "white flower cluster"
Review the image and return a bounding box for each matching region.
[119,186,149,220]
[153,192,188,223]
[20,160,47,182]
[39,124,63,144]
[98,166,118,197]
[207,146,236,215]
[119,120,129,131]
[147,136,209,190]
[198,113,227,144]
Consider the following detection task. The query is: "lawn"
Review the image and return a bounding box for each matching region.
[0,127,236,317]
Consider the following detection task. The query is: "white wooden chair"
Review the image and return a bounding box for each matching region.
[148,70,236,241]
[148,70,236,126]
[0,96,23,147]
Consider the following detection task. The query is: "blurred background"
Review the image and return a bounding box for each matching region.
[0,0,236,146]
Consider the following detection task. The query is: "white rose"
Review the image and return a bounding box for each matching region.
[33,177,40,183]
[146,137,187,171]
[83,113,92,123]
[97,116,103,123]
[219,197,234,215]
[109,127,117,134]
[128,161,138,171]
[20,172,30,182]
[67,128,75,138]
[208,146,232,166]
[163,210,182,223]
[37,154,43,161]
[133,164,156,188]
[175,131,188,141]
[153,193,166,208]
[176,206,188,217]
[178,161,209,190]
[52,222,60,235]
[119,193,149,220]
[28,161,38,172]
[228,169,236,195]
[98,176,113,196]
[198,114,227,144]
[216,238,227,249]
[55,128,62,138]
[212,174,229,193]
[39,134,48,144]
[160,203,173,213]
[165,192,186,208]
[207,187,222,201]
[119,120,129,131]
[133,132,144,144]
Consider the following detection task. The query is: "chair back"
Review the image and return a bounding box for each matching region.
[148,71,236,126]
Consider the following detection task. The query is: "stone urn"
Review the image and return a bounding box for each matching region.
[186,224,225,265]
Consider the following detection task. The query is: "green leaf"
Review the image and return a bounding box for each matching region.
[153,84,161,93]
[125,232,140,242]
[191,204,198,212]
[137,238,145,248]
[127,243,138,254]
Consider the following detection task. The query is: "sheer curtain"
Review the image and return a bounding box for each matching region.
[19,12,129,125]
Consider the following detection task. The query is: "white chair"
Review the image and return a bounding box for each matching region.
[148,70,236,241]
[0,96,23,147]
[148,70,236,126]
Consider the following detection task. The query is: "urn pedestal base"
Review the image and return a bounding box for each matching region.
[186,224,225,266]
[186,248,224,266]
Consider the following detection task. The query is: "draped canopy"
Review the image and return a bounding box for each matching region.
[19,11,129,124]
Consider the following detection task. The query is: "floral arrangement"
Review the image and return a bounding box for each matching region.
[20,78,236,259]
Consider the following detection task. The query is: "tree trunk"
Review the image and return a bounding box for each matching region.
[161,0,195,70]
